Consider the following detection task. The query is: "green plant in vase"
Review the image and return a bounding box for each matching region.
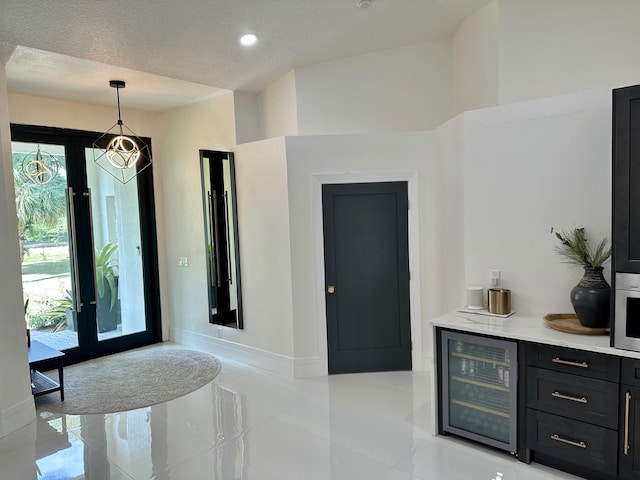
[552,226,611,268]
[551,226,611,328]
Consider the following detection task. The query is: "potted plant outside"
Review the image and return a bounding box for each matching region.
[95,242,120,333]
[552,226,612,328]
[44,290,75,332]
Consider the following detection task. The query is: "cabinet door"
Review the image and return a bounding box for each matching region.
[613,84,640,273]
[620,385,640,478]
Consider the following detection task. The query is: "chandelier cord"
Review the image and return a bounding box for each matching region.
[115,85,123,126]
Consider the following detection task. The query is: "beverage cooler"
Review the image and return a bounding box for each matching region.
[440,330,518,453]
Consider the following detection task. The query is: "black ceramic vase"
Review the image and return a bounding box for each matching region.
[570,266,610,328]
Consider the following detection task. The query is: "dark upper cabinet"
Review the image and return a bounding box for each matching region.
[613,84,640,273]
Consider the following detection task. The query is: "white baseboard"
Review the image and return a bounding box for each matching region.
[173,328,298,377]
[173,328,428,378]
[293,356,327,377]
[422,353,434,373]
[1,396,35,438]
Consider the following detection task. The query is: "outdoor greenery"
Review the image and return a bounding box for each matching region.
[25,296,67,330]
[551,226,612,268]
[96,242,119,311]
[42,290,73,332]
[13,151,70,330]
[21,257,70,276]
[12,152,67,262]
[13,149,121,333]
[23,244,120,330]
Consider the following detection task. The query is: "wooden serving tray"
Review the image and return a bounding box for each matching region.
[543,313,610,335]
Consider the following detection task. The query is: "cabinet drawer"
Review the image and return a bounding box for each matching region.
[527,410,618,475]
[527,367,619,429]
[527,343,620,381]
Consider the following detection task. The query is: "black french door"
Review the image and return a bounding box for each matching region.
[12,124,161,365]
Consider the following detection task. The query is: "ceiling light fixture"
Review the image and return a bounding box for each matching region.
[357,0,372,8]
[240,33,258,46]
[93,80,152,184]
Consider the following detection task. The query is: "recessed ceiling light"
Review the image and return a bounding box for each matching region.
[240,34,257,46]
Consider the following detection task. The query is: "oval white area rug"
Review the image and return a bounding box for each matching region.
[35,345,221,415]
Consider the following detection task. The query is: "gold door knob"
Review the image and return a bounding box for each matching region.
[327,285,335,294]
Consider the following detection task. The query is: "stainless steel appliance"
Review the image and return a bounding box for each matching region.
[440,330,518,453]
[614,272,640,351]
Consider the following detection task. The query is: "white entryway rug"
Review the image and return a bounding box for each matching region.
[34,345,221,414]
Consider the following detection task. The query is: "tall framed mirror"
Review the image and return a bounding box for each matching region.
[200,150,243,329]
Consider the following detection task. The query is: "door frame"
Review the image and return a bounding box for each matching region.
[312,171,422,375]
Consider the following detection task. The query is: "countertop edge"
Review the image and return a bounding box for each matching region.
[431,311,640,360]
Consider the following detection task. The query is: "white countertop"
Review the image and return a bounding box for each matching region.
[431,310,640,360]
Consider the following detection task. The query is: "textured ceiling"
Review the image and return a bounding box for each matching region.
[0,0,492,111]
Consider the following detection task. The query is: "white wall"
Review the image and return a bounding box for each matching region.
[8,93,154,136]
[233,91,260,145]
[258,70,298,140]
[233,137,295,358]
[284,131,465,373]
[453,0,499,115]
[152,94,236,344]
[430,114,467,323]
[170,134,297,363]
[463,89,612,314]
[0,67,36,438]
[499,0,640,105]
[174,136,297,373]
[158,93,297,368]
[294,41,454,135]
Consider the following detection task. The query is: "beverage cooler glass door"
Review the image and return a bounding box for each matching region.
[441,330,518,453]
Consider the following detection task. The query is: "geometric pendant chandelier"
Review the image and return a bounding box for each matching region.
[92,80,152,184]
[22,144,59,185]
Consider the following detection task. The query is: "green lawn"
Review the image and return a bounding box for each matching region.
[22,258,70,277]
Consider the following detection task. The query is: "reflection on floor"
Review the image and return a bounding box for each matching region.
[0,348,582,480]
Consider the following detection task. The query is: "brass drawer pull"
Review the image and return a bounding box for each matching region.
[552,391,588,404]
[551,434,587,449]
[551,357,589,368]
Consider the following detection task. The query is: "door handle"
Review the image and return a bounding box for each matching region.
[67,187,82,313]
[85,189,98,307]
[327,286,335,294]
[212,190,222,288]
[625,391,631,456]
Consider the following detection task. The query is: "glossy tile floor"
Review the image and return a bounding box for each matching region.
[0,347,582,480]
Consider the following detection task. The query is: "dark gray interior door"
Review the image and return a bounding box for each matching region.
[322,182,411,374]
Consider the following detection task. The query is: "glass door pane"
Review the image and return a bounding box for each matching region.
[85,148,147,340]
[441,330,517,452]
[12,141,79,351]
